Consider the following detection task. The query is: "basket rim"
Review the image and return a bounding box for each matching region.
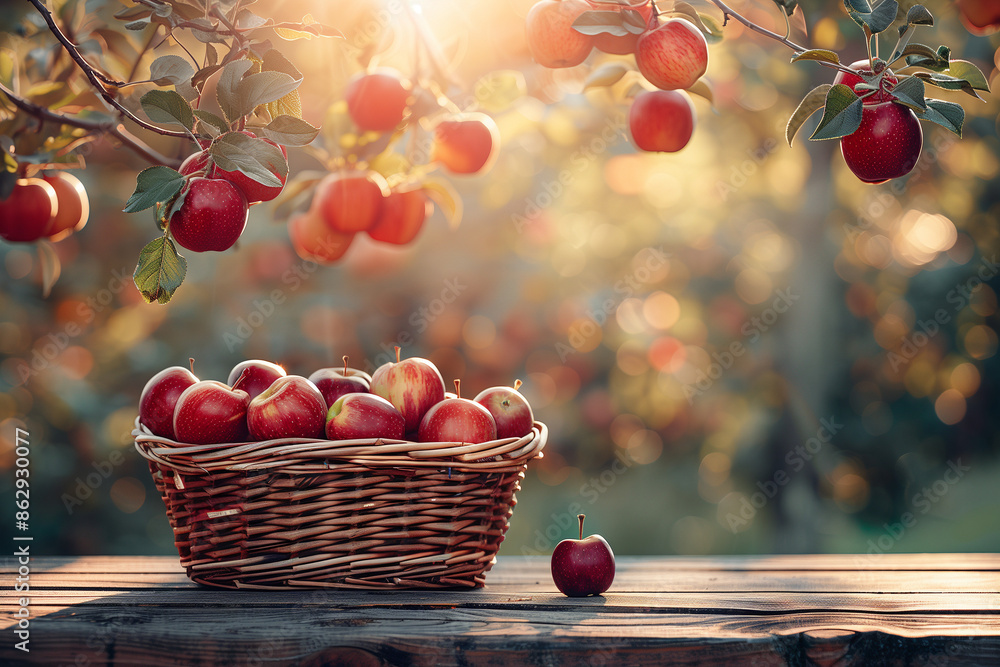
[133,417,547,474]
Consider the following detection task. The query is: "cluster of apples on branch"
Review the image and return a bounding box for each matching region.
[0,171,89,245]
[138,349,535,447]
[523,0,989,185]
[278,67,500,266]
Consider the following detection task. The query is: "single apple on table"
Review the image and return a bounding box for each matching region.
[371,346,446,433]
[247,375,327,441]
[173,380,251,445]
[326,393,405,440]
[551,514,615,597]
[418,380,497,444]
[309,355,371,408]
[474,379,534,440]
[139,361,199,439]
[227,359,286,400]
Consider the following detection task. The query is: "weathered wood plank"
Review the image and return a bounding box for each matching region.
[5,553,999,574]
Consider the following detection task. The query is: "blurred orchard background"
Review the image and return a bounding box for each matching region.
[1,0,998,557]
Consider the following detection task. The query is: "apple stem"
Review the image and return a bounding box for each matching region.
[394,346,401,364]
[342,355,349,375]
[189,358,195,374]
[513,379,522,392]
[454,378,461,399]
[578,514,585,540]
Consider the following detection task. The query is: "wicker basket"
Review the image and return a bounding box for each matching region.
[134,418,546,590]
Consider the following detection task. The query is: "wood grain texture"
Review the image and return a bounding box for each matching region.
[2,555,998,666]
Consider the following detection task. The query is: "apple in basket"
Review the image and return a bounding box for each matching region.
[139,362,198,439]
[173,380,251,444]
[326,393,405,440]
[227,359,286,400]
[247,375,327,440]
[309,355,371,407]
[371,346,446,434]
[474,379,534,439]
[418,380,497,444]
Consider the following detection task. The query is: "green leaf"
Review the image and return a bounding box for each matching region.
[848,0,898,34]
[914,71,984,100]
[889,76,926,111]
[573,10,630,36]
[262,115,320,146]
[906,4,933,27]
[235,71,302,119]
[149,55,194,86]
[843,0,871,12]
[193,109,229,135]
[123,166,186,213]
[687,79,715,107]
[771,0,798,17]
[786,83,831,146]
[209,131,287,187]
[217,59,254,124]
[584,62,631,90]
[791,49,841,65]
[916,99,965,137]
[946,60,990,92]
[140,90,194,131]
[897,43,941,63]
[810,84,863,141]
[670,3,715,38]
[134,236,187,305]
[37,240,60,298]
[621,8,648,34]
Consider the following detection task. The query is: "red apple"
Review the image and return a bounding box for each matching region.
[525,0,594,68]
[288,210,355,264]
[589,1,652,55]
[840,100,923,184]
[635,18,708,91]
[325,393,405,440]
[246,375,327,440]
[956,0,1000,34]
[833,60,899,103]
[551,514,615,597]
[474,379,534,440]
[173,380,250,445]
[42,172,89,241]
[366,187,432,245]
[370,346,446,433]
[629,89,695,153]
[309,355,371,407]
[0,178,58,243]
[169,177,249,252]
[138,364,199,439]
[418,379,497,444]
[178,151,211,176]
[227,359,286,400]
[312,171,389,233]
[431,113,500,175]
[345,70,411,132]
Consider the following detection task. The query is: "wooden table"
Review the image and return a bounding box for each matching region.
[3,554,998,665]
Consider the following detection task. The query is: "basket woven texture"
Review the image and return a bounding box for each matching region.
[134,419,546,590]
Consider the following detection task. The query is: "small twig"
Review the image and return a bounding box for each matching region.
[705,0,855,74]
[0,83,178,167]
[26,0,189,139]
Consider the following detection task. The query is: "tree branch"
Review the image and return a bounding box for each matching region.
[704,0,855,74]
[0,83,179,167]
[25,0,191,139]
